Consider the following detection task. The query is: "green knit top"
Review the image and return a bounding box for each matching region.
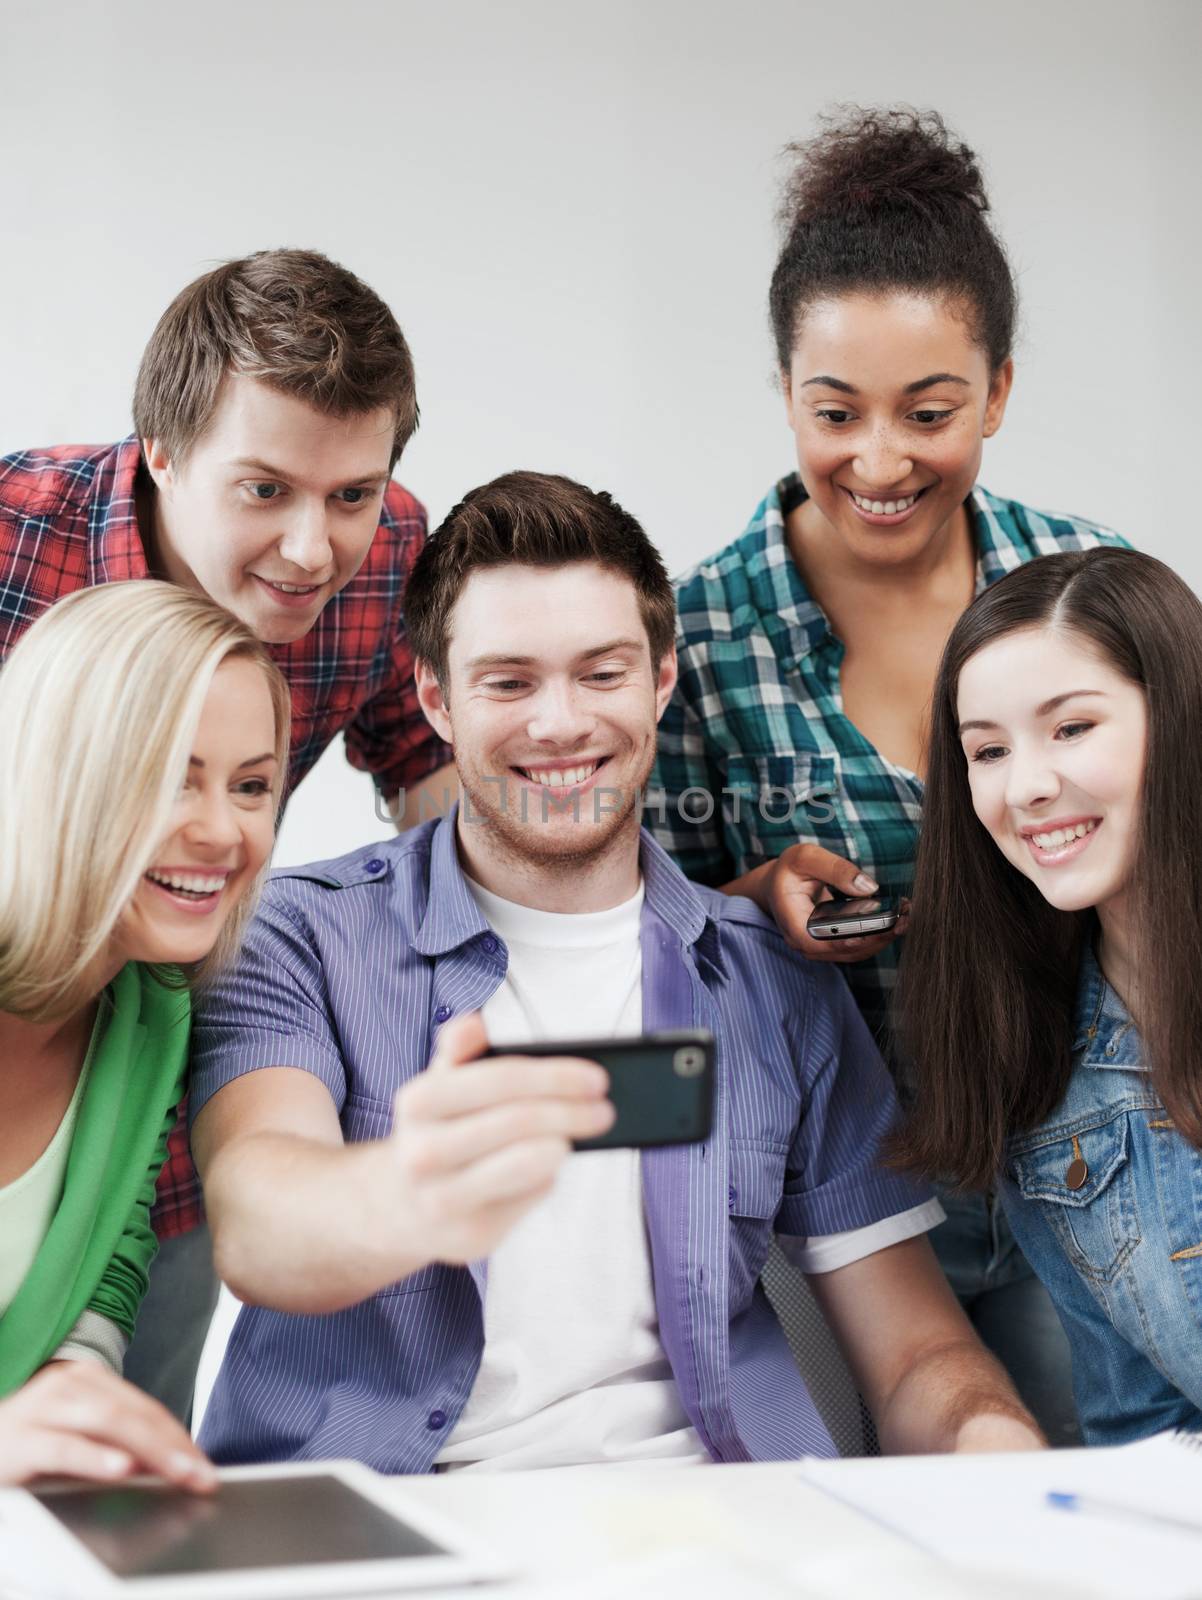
[0,963,190,1396]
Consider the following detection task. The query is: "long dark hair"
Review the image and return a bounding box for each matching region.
[769,106,1016,375]
[892,547,1202,1188]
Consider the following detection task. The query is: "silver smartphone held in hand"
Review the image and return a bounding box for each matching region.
[483,1028,714,1150]
[806,895,900,941]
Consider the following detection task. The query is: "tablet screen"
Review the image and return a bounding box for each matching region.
[33,1476,447,1578]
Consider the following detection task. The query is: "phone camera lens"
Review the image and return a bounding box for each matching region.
[674,1047,704,1078]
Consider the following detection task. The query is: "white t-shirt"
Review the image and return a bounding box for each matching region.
[435,879,707,1471]
[434,875,941,1471]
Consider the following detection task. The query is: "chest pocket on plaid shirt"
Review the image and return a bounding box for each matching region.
[722,754,843,863]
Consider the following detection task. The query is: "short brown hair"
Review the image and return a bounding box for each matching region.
[405,471,676,684]
[133,248,418,468]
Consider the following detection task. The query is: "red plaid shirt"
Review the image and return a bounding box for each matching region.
[0,438,448,1239]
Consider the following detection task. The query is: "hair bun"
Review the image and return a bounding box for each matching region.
[780,105,990,230]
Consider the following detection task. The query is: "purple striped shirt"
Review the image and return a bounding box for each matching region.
[191,815,929,1469]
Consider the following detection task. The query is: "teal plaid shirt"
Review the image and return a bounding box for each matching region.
[649,474,1128,1064]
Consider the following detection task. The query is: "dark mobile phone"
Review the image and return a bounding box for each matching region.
[806,894,901,941]
[482,1029,714,1151]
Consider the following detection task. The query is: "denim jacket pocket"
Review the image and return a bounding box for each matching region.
[727,1139,787,1310]
[1009,1111,1140,1284]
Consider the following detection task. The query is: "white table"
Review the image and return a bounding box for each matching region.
[386,1461,1080,1600]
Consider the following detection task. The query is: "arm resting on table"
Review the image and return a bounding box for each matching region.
[807,1234,1045,1454]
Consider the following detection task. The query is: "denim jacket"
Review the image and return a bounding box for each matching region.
[999,945,1202,1444]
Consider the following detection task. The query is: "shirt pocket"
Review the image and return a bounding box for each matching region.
[721,753,843,864]
[1009,1111,1140,1285]
[342,1089,396,1143]
[727,1138,787,1310]
[374,1266,444,1298]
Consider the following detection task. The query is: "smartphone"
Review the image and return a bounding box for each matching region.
[806,894,900,941]
[482,1029,714,1150]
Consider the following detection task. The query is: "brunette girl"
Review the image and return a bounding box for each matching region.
[895,546,1202,1442]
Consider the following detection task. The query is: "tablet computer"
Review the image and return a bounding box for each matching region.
[0,1460,505,1599]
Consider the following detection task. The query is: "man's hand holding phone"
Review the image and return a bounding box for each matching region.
[199,1014,702,1314]
[387,1013,615,1265]
[761,843,909,962]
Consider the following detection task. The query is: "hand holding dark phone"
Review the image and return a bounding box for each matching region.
[482,1029,714,1150]
[805,895,900,941]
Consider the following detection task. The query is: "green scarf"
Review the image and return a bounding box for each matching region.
[0,964,190,1395]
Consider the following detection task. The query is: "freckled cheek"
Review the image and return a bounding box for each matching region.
[925,427,983,485]
[793,433,848,484]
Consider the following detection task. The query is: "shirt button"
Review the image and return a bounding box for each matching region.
[427,1409,447,1430]
[481,935,498,955]
[728,1185,738,1208]
[364,858,385,875]
[434,1005,451,1024]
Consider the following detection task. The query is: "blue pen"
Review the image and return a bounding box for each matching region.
[1048,1490,1202,1539]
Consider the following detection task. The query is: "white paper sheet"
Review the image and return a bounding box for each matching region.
[798,1431,1202,1600]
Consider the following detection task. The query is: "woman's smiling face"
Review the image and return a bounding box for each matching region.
[115,656,279,967]
[956,625,1147,919]
[783,289,1012,567]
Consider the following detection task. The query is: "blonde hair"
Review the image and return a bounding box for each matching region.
[0,582,290,1021]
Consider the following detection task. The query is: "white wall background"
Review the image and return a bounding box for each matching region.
[4,0,1198,868]
[4,0,1199,869]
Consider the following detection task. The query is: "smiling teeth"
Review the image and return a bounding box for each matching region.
[522,762,599,787]
[269,581,316,594]
[147,870,228,894]
[1031,821,1097,850]
[852,492,919,515]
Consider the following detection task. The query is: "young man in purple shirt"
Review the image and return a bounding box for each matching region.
[190,471,1042,1468]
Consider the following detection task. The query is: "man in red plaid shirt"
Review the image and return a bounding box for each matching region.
[0,248,452,1421]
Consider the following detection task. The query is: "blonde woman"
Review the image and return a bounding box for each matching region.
[0,581,288,1486]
